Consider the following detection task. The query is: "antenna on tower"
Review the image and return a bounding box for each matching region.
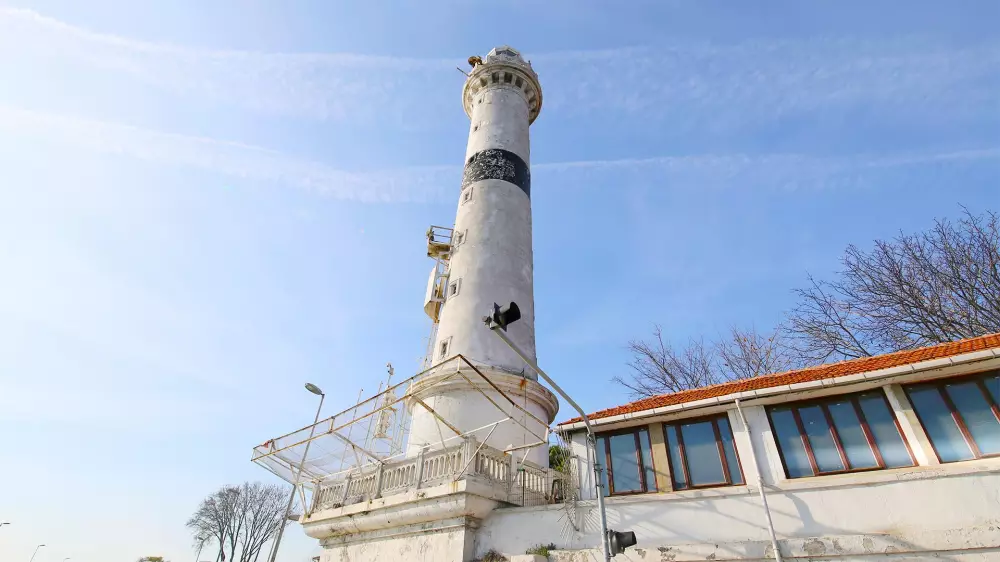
[371,363,398,444]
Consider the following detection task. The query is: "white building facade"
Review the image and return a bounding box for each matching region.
[478,335,1000,561]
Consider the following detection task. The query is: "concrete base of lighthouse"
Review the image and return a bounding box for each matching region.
[406,364,559,467]
[304,475,519,562]
[301,372,560,562]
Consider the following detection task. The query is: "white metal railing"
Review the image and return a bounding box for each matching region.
[309,439,564,513]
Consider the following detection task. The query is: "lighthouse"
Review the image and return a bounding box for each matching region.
[408,46,558,467]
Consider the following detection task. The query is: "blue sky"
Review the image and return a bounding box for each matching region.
[0,1,997,561]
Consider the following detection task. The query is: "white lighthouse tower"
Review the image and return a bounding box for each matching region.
[408,46,558,467]
[258,46,568,562]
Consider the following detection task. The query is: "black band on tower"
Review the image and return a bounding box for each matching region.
[461,148,530,198]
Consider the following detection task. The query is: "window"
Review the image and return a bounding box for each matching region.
[905,371,1000,462]
[663,415,743,490]
[453,231,464,246]
[768,391,914,479]
[438,338,451,359]
[462,186,474,204]
[448,278,461,298]
[595,428,656,496]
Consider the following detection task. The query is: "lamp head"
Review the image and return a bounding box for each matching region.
[304,383,324,396]
[608,530,637,555]
[485,302,521,332]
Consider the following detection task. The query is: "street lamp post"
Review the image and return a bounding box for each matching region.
[28,544,45,562]
[266,382,325,562]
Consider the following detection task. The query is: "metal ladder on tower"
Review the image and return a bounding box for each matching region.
[420,225,454,369]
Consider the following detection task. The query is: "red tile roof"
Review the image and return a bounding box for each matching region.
[559,333,1000,426]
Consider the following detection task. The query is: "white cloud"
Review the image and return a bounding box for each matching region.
[0,104,456,203]
[2,7,996,126]
[2,105,997,202]
[533,40,1000,127]
[0,7,454,121]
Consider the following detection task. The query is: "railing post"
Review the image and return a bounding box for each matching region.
[508,452,517,497]
[414,447,427,490]
[374,463,385,499]
[307,483,321,516]
[463,437,476,476]
[340,474,352,505]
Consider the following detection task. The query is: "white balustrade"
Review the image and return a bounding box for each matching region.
[310,439,565,512]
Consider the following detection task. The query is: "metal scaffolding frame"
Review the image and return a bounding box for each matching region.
[251,354,551,500]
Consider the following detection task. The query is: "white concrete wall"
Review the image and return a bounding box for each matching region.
[318,520,475,562]
[493,378,1000,560]
[475,462,1000,559]
[406,378,554,467]
[436,83,536,372]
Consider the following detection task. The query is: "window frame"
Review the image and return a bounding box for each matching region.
[596,426,656,496]
[438,337,451,359]
[904,370,1000,462]
[766,389,915,479]
[662,413,745,490]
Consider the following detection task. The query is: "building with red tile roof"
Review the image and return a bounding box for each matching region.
[559,333,1000,428]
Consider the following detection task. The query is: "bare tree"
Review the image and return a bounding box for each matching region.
[614,325,799,398]
[612,327,722,398]
[787,209,1000,361]
[187,482,289,562]
[717,325,800,380]
[187,487,233,562]
[237,482,288,562]
[617,209,998,399]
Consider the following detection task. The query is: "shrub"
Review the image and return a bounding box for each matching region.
[478,549,507,562]
[526,543,557,556]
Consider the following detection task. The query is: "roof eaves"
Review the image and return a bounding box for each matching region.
[556,338,1000,430]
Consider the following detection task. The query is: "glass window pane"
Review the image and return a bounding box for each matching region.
[985,375,999,405]
[945,382,1000,456]
[717,416,744,484]
[799,406,846,472]
[908,386,974,462]
[664,425,688,490]
[596,436,609,497]
[638,429,657,492]
[608,433,642,493]
[679,421,726,486]
[827,399,878,469]
[771,408,813,478]
[857,393,912,468]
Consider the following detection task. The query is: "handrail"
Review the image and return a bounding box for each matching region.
[310,440,563,512]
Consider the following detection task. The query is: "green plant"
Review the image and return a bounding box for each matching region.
[549,444,570,473]
[526,543,557,556]
[479,549,507,562]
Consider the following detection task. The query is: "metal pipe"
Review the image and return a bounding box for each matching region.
[268,391,325,562]
[29,544,45,562]
[489,326,612,562]
[734,399,783,562]
[455,422,500,479]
